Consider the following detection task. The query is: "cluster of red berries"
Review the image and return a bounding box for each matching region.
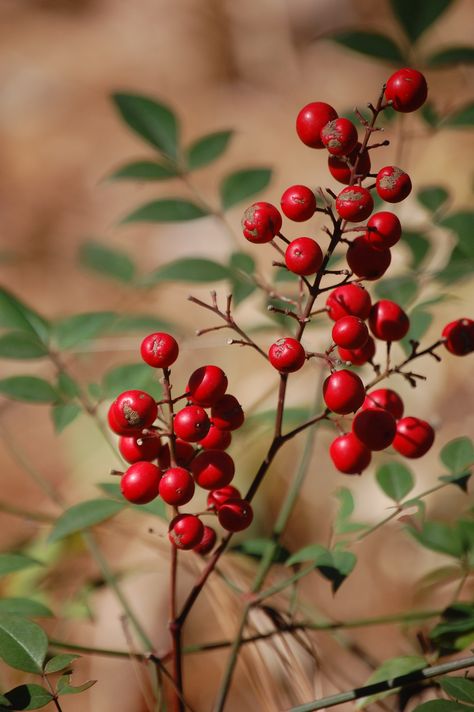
[107,332,253,552]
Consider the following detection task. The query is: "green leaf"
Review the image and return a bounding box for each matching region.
[412,702,472,712]
[286,546,356,592]
[220,168,272,210]
[228,251,256,305]
[440,437,474,474]
[112,92,179,159]
[417,186,449,213]
[428,46,474,68]
[56,372,80,400]
[444,102,474,128]
[108,160,178,181]
[78,242,136,283]
[376,462,414,502]
[439,212,474,260]
[390,0,453,43]
[97,482,167,519]
[48,499,126,543]
[0,332,48,360]
[0,377,57,404]
[105,314,175,334]
[44,654,80,674]
[0,289,49,343]
[286,544,327,567]
[0,599,52,618]
[187,130,233,170]
[408,521,463,558]
[374,276,418,308]
[421,103,441,128]
[430,603,474,654]
[56,675,96,695]
[231,538,290,564]
[51,403,82,433]
[0,555,43,577]
[439,472,471,493]
[1,683,53,709]
[122,199,209,224]
[142,258,229,286]
[332,31,404,63]
[334,488,367,535]
[357,655,426,708]
[401,230,431,270]
[440,676,474,703]
[53,312,118,350]
[401,309,433,354]
[436,245,473,284]
[102,363,162,399]
[0,614,48,674]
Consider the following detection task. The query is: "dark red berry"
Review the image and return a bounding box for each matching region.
[320,117,358,156]
[385,68,428,113]
[280,185,317,222]
[268,337,306,373]
[393,417,435,459]
[191,450,235,490]
[211,395,244,431]
[285,237,323,276]
[332,316,369,350]
[376,166,412,203]
[207,485,241,510]
[174,405,210,442]
[338,336,376,366]
[159,466,195,506]
[296,101,338,148]
[187,365,228,407]
[119,434,161,464]
[362,389,404,420]
[346,237,391,280]
[242,202,282,244]
[193,526,217,555]
[158,439,196,469]
[352,407,396,451]
[328,142,371,185]
[121,462,161,504]
[218,498,253,532]
[198,424,232,450]
[442,318,474,356]
[108,390,158,435]
[140,332,179,369]
[366,211,401,250]
[369,300,409,341]
[329,433,371,475]
[326,284,371,321]
[323,370,365,414]
[335,186,374,222]
[169,514,204,550]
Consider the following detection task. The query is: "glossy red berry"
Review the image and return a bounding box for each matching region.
[174,405,210,443]
[296,101,338,148]
[198,424,232,451]
[369,300,409,341]
[207,485,241,510]
[328,142,371,185]
[346,237,391,281]
[335,186,374,222]
[376,166,412,203]
[393,417,435,459]
[280,185,317,222]
[285,237,323,276]
[159,466,195,506]
[320,117,358,156]
[187,365,228,407]
[140,332,179,369]
[193,526,217,555]
[108,390,158,435]
[268,337,306,373]
[119,434,161,464]
[338,336,376,366]
[352,407,396,451]
[323,369,365,414]
[158,439,196,469]
[242,202,282,244]
[332,316,369,350]
[211,394,245,431]
[121,462,161,504]
[385,68,428,113]
[169,514,204,550]
[329,433,371,475]
[442,318,474,356]
[218,498,253,532]
[191,450,235,490]
[362,389,404,420]
[366,211,402,250]
[326,284,371,321]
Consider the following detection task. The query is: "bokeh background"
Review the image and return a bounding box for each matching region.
[0,1,473,710]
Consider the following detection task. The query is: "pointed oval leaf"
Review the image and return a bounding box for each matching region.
[108,160,178,182]
[143,258,230,286]
[48,499,126,543]
[440,437,474,474]
[0,288,49,343]
[106,314,175,334]
[439,676,474,704]
[439,212,474,259]
[52,312,118,350]
[187,130,233,170]
[332,31,404,62]
[0,599,52,618]
[0,377,57,404]
[401,231,431,269]
[417,186,449,213]
[401,309,433,355]
[122,198,209,224]
[220,168,272,210]
[97,482,167,519]
[79,242,136,283]
[0,614,48,673]
[2,683,53,710]
[112,93,179,160]
[0,332,48,360]
[0,555,43,577]
[408,521,463,558]
[52,403,82,434]
[285,544,327,567]
[357,655,426,708]
[56,674,97,695]
[390,0,453,43]
[376,462,414,502]
[428,46,474,68]
[374,276,418,308]
[57,372,80,400]
[44,654,80,674]
[102,363,162,399]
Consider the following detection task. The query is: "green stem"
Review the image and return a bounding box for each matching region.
[212,604,251,712]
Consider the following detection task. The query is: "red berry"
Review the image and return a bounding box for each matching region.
[338,336,376,366]
[191,450,235,490]
[242,202,282,244]
[169,514,204,550]
[336,186,374,222]
[108,390,158,435]
[321,117,358,156]
[268,337,306,373]
[376,166,412,203]
[328,142,371,185]
[442,318,474,356]
[211,394,245,431]
[174,405,210,443]
[332,316,369,350]
[285,237,323,276]
[296,101,338,148]
[346,237,391,280]
[159,466,195,506]
[207,485,241,510]
[158,439,196,469]
[193,526,217,555]
[187,365,228,407]
[352,407,396,451]
[121,462,161,504]
[280,185,317,222]
[366,211,401,250]
[326,284,372,321]
[362,389,404,420]
[218,498,253,532]
[393,417,435,459]
[369,300,409,341]
[329,433,371,475]
[385,68,428,113]
[198,424,232,450]
[323,369,365,414]
[140,332,179,369]
[119,434,161,464]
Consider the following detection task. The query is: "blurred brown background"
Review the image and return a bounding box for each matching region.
[0,1,473,710]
